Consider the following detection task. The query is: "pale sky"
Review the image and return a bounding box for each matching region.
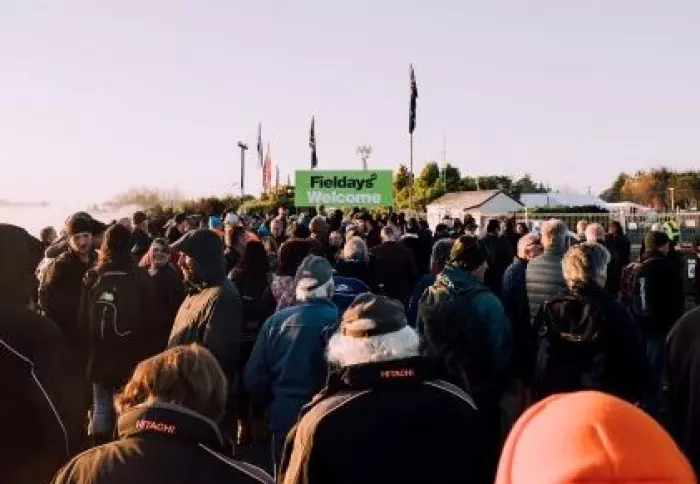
[1,0,699,206]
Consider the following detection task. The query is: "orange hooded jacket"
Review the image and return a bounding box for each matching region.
[496,391,695,483]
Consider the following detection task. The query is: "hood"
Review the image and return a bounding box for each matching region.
[496,391,694,483]
[0,224,44,304]
[172,229,226,284]
[45,237,69,259]
[438,264,484,292]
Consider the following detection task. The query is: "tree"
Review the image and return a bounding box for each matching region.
[600,173,627,202]
[394,164,411,192]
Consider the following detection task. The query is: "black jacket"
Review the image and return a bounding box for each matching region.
[482,232,515,298]
[149,264,186,350]
[168,231,243,395]
[166,226,184,245]
[52,402,273,484]
[0,224,87,484]
[638,250,685,335]
[532,284,647,403]
[39,248,97,353]
[667,307,700,474]
[334,259,378,292]
[370,241,417,304]
[278,357,488,484]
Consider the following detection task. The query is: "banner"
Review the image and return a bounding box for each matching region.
[294,170,394,207]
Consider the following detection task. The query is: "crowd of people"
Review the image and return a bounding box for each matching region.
[3,205,700,483]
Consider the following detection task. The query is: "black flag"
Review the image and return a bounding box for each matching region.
[257,122,263,167]
[409,64,418,134]
[310,116,318,168]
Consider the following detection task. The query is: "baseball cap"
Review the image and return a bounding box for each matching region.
[340,293,407,338]
[293,255,334,292]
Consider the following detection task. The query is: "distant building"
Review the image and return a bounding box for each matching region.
[520,192,607,210]
[604,201,653,215]
[426,190,523,231]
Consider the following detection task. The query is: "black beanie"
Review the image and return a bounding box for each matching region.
[65,217,95,237]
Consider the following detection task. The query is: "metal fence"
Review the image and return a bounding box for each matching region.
[518,210,700,245]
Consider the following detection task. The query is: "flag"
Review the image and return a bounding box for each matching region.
[263,143,272,192]
[275,165,280,189]
[409,64,418,134]
[309,116,318,168]
[257,123,263,168]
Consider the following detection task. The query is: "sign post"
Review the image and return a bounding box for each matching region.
[294,170,394,208]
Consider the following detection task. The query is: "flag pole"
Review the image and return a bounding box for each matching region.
[409,132,414,210]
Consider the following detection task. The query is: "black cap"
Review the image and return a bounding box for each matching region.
[65,217,94,237]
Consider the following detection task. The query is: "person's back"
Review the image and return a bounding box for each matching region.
[526,219,569,320]
[482,221,514,297]
[371,228,417,303]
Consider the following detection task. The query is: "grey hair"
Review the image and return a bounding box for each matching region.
[342,236,369,262]
[326,326,420,367]
[381,226,398,242]
[541,219,569,251]
[562,242,611,288]
[517,233,541,259]
[585,223,605,243]
[430,239,454,267]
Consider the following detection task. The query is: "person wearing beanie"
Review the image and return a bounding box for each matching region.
[166,213,188,244]
[418,233,513,478]
[131,211,152,262]
[635,230,684,417]
[39,212,98,354]
[245,255,339,469]
[279,293,488,484]
[168,229,243,445]
[496,391,695,483]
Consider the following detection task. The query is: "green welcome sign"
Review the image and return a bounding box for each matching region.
[294,170,394,207]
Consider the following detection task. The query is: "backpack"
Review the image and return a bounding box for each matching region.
[88,271,142,359]
[418,277,490,391]
[532,294,610,400]
[619,261,652,322]
[332,276,370,314]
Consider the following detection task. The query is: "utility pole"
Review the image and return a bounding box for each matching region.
[237,141,248,198]
[669,187,676,212]
[442,129,447,189]
[356,145,372,170]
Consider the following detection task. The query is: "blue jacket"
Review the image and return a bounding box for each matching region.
[407,273,437,328]
[502,258,533,381]
[244,298,339,435]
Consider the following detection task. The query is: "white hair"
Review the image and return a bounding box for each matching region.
[342,236,369,262]
[296,277,334,302]
[562,242,611,288]
[517,233,541,259]
[327,326,420,367]
[585,223,605,243]
[541,219,569,251]
[380,226,398,242]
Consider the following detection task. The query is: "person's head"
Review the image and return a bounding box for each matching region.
[541,219,569,251]
[278,239,314,277]
[39,226,57,246]
[310,215,328,237]
[224,225,245,251]
[293,255,334,302]
[517,233,543,262]
[360,213,374,233]
[495,391,694,484]
[342,236,369,263]
[174,213,187,232]
[240,240,270,274]
[585,223,606,244]
[576,220,588,235]
[486,219,501,235]
[329,231,343,248]
[645,231,671,255]
[132,211,148,231]
[0,224,44,305]
[562,242,611,289]
[173,229,227,285]
[327,293,419,367]
[380,225,398,243]
[430,239,454,275]
[223,212,239,236]
[118,217,132,231]
[270,218,285,238]
[609,221,624,237]
[289,221,310,239]
[278,206,288,218]
[450,235,489,282]
[64,214,94,256]
[115,344,227,423]
[97,223,135,270]
[149,238,171,269]
[515,222,529,236]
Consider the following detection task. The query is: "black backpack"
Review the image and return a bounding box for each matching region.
[532,294,610,401]
[88,271,142,356]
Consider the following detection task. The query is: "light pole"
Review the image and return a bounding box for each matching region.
[356,145,372,170]
[669,187,675,212]
[237,142,248,198]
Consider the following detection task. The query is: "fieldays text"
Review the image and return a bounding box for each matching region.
[309,173,378,191]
